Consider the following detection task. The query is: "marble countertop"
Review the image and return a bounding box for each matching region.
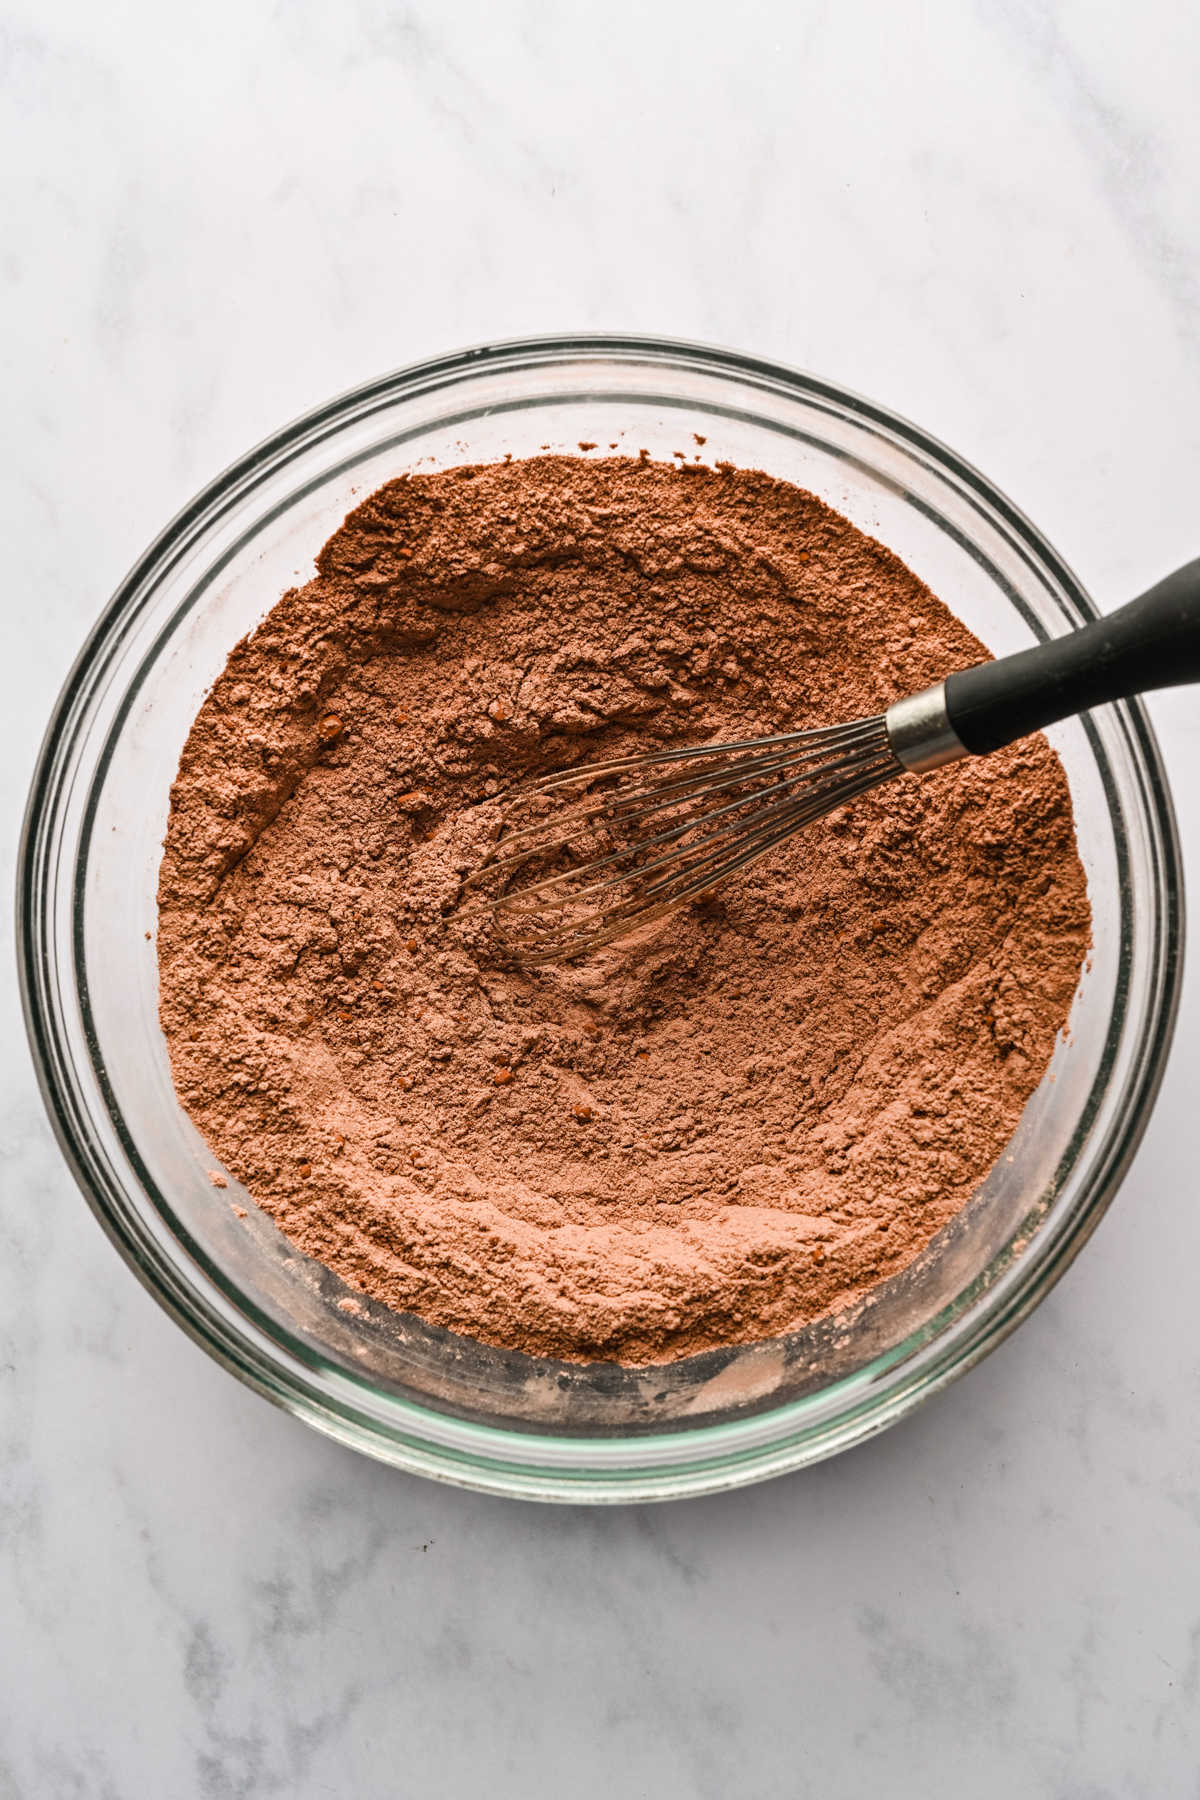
[4,2,1200,1793]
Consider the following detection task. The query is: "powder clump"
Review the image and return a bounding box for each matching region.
[157,456,1090,1364]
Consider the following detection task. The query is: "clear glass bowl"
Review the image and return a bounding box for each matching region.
[18,336,1184,1502]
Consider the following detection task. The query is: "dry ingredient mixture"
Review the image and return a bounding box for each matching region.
[157,455,1090,1364]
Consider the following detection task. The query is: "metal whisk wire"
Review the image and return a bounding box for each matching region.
[468,715,902,963]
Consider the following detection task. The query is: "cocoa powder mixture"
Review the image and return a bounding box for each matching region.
[157,455,1090,1364]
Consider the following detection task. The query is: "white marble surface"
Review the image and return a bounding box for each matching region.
[3,1,1200,1792]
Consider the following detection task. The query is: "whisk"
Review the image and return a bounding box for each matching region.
[467,559,1200,964]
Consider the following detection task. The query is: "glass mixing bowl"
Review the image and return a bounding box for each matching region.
[18,336,1183,1502]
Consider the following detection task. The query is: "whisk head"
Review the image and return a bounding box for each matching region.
[466,713,903,964]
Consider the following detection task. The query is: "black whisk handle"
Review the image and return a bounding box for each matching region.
[943,556,1200,756]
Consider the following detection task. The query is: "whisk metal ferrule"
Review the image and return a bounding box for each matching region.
[884,682,969,774]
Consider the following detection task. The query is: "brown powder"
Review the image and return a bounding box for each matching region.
[157,456,1090,1365]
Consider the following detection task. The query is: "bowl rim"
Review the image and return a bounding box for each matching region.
[17,332,1186,1501]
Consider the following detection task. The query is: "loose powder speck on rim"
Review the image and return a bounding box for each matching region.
[157,456,1090,1365]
